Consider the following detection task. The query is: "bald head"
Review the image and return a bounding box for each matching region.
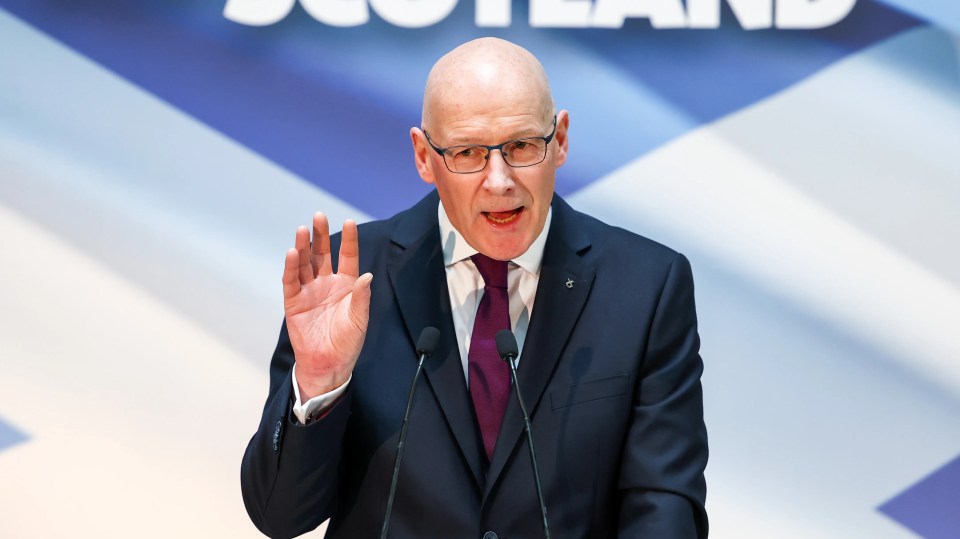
[422,38,554,133]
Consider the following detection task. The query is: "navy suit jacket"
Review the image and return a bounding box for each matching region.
[241,191,708,538]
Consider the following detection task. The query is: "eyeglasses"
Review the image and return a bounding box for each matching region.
[423,116,557,174]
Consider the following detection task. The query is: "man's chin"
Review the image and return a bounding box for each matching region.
[473,236,533,261]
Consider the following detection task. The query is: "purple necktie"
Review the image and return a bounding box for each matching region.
[469,254,512,461]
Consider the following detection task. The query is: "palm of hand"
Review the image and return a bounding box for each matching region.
[285,273,365,371]
[282,215,373,397]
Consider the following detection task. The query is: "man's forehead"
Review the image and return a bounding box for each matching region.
[427,92,552,139]
[442,121,547,144]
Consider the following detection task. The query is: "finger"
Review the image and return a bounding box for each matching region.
[312,212,332,277]
[348,273,373,333]
[338,219,360,277]
[282,248,301,299]
[295,226,314,285]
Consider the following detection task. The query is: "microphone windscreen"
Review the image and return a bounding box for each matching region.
[416,327,440,357]
[495,329,519,360]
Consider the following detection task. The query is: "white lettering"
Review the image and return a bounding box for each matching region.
[776,0,857,29]
[592,0,685,29]
[223,0,296,26]
[370,0,459,27]
[687,0,772,29]
[222,0,858,28]
[476,0,512,26]
[301,0,369,26]
[530,0,593,28]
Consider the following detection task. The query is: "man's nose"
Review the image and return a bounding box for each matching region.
[483,150,515,194]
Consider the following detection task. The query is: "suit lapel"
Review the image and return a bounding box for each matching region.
[484,197,595,499]
[387,192,485,490]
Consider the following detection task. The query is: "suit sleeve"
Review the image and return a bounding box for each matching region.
[618,253,709,538]
[241,320,351,539]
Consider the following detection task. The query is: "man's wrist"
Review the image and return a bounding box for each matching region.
[291,369,352,424]
[294,363,351,401]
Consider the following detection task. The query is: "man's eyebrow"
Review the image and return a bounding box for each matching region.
[447,128,542,145]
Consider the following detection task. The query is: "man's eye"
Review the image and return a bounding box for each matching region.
[512,141,529,150]
[454,147,476,158]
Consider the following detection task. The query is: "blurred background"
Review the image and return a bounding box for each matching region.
[0,1,957,537]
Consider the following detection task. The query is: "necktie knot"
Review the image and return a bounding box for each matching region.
[471,254,508,289]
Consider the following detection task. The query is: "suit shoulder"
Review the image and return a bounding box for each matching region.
[562,203,684,267]
[559,203,697,307]
[354,191,438,246]
[355,212,403,243]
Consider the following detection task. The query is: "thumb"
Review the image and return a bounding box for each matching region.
[349,273,373,332]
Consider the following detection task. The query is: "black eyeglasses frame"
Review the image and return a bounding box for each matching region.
[422,115,558,174]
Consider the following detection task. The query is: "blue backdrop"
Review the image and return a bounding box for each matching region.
[0,1,957,537]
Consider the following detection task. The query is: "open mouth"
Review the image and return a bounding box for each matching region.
[483,207,523,225]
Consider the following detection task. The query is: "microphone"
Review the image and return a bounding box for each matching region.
[380,327,440,539]
[495,329,551,539]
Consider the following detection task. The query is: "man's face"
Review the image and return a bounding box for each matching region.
[412,104,569,261]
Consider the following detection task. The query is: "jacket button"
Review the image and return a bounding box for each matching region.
[482,532,498,539]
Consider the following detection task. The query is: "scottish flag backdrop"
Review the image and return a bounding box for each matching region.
[1,1,958,537]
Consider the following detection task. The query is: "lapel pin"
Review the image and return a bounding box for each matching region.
[565,278,574,289]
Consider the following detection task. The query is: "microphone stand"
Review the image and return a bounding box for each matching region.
[496,330,551,539]
[380,327,439,539]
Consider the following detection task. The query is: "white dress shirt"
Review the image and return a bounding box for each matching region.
[292,202,551,423]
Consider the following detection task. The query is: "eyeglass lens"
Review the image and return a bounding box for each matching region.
[446,139,547,173]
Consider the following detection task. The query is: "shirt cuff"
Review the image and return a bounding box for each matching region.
[291,369,351,424]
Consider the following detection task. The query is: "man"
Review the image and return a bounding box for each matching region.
[242,38,708,539]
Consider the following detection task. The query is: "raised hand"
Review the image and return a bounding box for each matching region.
[282,212,373,401]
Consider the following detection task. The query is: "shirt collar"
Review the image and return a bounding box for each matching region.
[438,200,551,274]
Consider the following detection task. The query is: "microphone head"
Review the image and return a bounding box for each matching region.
[416,327,440,357]
[495,329,519,361]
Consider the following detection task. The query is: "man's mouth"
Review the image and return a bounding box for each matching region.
[483,207,523,224]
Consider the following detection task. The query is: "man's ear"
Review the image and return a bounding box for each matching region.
[410,128,436,185]
[553,110,570,169]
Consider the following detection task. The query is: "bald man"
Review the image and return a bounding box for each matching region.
[241,38,708,539]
